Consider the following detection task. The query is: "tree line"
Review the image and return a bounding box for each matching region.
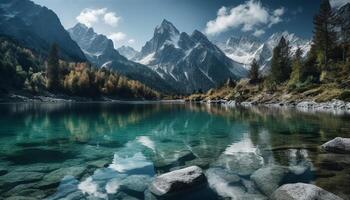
[0,37,160,99]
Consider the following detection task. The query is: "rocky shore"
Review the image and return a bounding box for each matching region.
[199,99,350,114]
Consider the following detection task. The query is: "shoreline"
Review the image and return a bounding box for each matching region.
[194,99,350,114]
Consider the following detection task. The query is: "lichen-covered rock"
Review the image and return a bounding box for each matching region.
[321,137,350,154]
[149,166,206,197]
[272,183,343,200]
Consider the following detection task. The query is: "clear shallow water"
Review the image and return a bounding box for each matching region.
[0,102,349,200]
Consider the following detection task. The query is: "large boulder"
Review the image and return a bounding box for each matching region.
[149,166,207,197]
[272,183,343,200]
[250,164,312,196]
[321,137,350,154]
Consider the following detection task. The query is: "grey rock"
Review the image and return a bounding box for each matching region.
[251,164,312,196]
[149,166,206,197]
[272,183,343,200]
[250,165,290,196]
[321,137,350,154]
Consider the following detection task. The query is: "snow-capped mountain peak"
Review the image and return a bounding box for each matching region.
[133,19,248,93]
[218,31,311,72]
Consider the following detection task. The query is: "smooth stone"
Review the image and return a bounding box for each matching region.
[149,166,206,197]
[250,164,312,196]
[321,137,350,154]
[120,175,152,194]
[0,171,44,189]
[214,152,264,176]
[272,183,343,200]
[38,166,86,188]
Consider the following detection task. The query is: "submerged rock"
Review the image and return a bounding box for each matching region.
[214,152,264,176]
[206,167,266,200]
[321,137,350,154]
[120,175,152,195]
[38,166,86,189]
[250,164,312,196]
[149,166,207,197]
[0,171,44,189]
[272,183,343,200]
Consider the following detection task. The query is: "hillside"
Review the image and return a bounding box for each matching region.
[0,36,160,100]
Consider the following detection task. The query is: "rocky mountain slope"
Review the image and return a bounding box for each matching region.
[133,20,248,93]
[68,23,175,93]
[0,0,86,62]
[117,46,139,60]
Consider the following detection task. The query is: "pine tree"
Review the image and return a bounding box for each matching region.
[249,59,260,84]
[301,45,320,82]
[313,0,336,70]
[270,37,291,83]
[289,48,303,84]
[46,43,60,91]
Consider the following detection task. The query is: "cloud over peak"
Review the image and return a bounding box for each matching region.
[77,8,121,27]
[205,0,285,36]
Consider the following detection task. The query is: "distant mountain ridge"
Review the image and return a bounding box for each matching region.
[217,32,311,73]
[68,23,175,93]
[133,19,248,93]
[0,0,86,62]
[117,46,139,60]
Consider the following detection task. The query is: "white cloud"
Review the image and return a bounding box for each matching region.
[76,8,107,27]
[330,0,350,8]
[205,0,285,35]
[108,32,127,48]
[253,29,265,37]
[104,12,121,27]
[77,8,121,27]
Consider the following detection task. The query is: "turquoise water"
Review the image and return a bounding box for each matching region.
[0,102,349,199]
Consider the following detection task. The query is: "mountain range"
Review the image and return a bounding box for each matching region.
[3,0,348,95]
[68,23,174,93]
[132,20,248,93]
[217,32,312,73]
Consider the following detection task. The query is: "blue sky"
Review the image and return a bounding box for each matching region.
[32,0,348,50]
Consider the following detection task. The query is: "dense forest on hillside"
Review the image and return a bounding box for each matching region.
[0,37,160,100]
[188,0,350,103]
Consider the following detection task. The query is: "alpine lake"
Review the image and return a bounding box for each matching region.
[0,102,349,200]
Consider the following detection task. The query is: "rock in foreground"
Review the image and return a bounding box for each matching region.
[321,137,350,154]
[149,166,206,197]
[272,183,343,200]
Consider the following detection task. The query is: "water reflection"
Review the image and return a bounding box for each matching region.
[0,102,349,199]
